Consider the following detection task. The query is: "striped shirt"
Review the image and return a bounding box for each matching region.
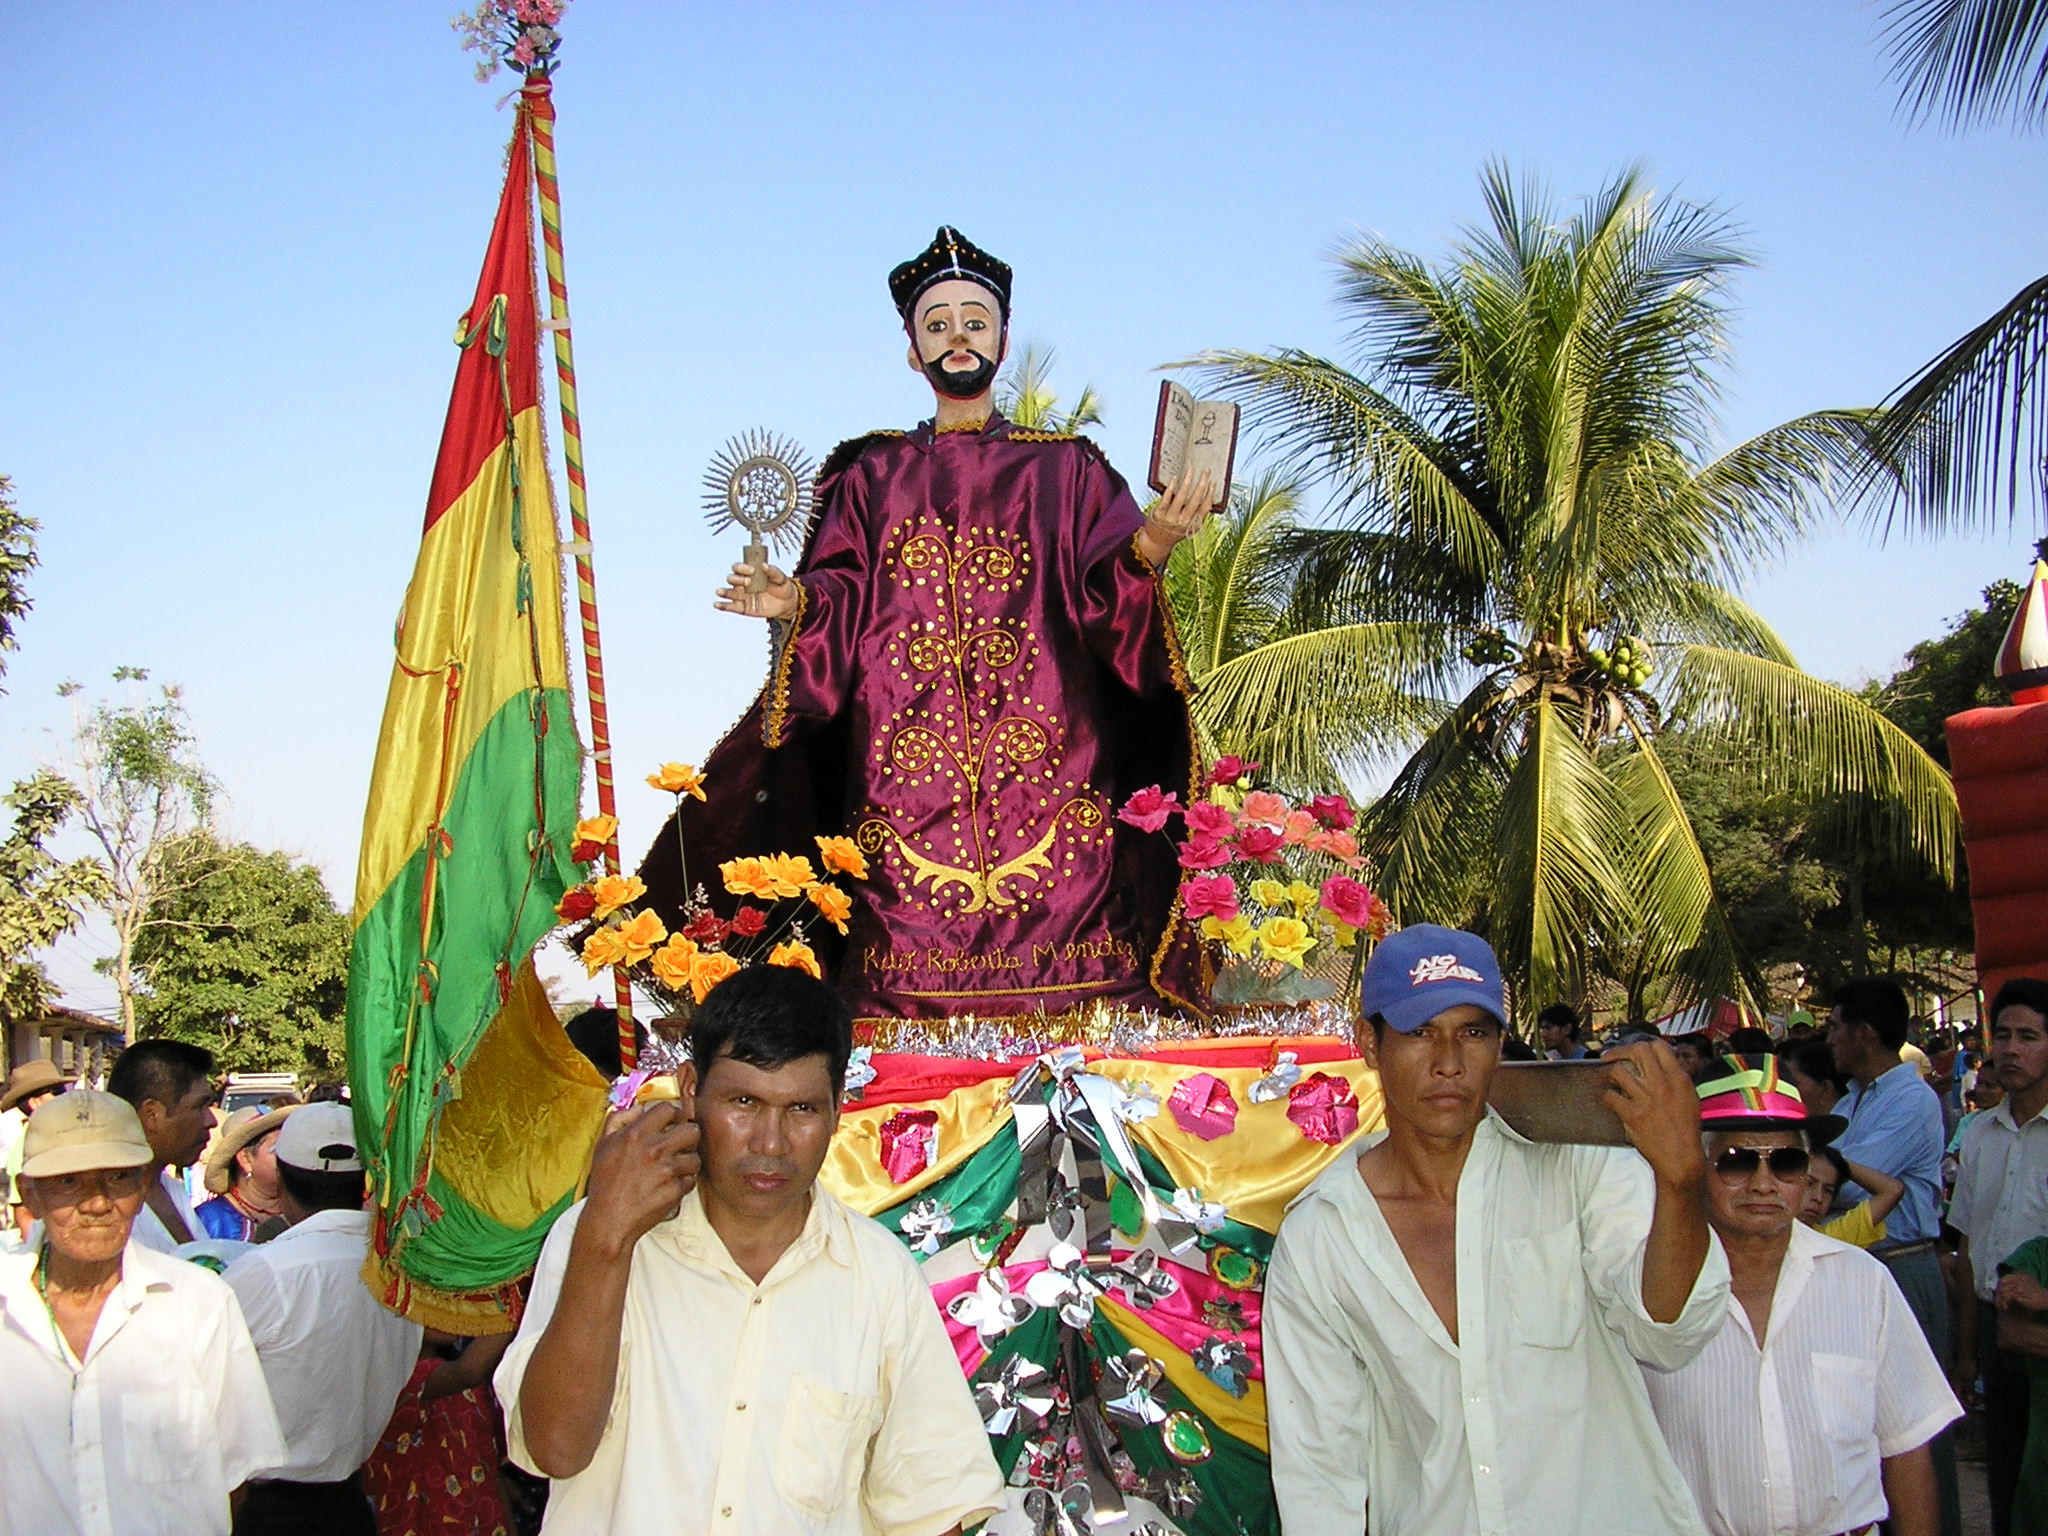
[1642,1221,1960,1536]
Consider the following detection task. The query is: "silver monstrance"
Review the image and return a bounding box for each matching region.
[703,430,816,594]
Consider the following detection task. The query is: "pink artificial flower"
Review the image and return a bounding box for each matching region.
[1282,809,1320,846]
[1309,794,1356,830]
[1318,875,1377,930]
[1208,755,1260,787]
[1177,837,1232,871]
[1237,825,1286,863]
[1180,874,1241,923]
[511,34,539,64]
[1185,800,1237,841]
[1118,784,1181,834]
[1240,790,1290,831]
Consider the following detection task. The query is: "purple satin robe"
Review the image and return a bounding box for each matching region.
[642,414,1207,1022]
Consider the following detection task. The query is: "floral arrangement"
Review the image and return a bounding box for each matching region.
[556,763,868,1008]
[452,0,569,81]
[1117,756,1392,1006]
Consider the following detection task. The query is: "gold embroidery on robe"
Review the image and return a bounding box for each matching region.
[854,516,1108,915]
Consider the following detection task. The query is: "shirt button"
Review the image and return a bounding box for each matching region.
[736,1402,747,1411]
[751,1296,763,1307]
[1477,1465,1491,1475]
[721,1507,733,1519]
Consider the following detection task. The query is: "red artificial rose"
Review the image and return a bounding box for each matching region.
[1208,755,1261,787]
[1308,794,1356,831]
[1180,874,1241,923]
[1237,825,1286,863]
[1184,801,1237,841]
[569,839,603,864]
[554,886,597,923]
[728,905,768,938]
[1177,837,1233,871]
[683,910,728,945]
[1118,784,1181,833]
[1318,875,1377,930]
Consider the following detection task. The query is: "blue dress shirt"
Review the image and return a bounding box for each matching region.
[1836,1061,1946,1243]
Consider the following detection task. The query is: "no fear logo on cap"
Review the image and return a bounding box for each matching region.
[1410,954,1484,986]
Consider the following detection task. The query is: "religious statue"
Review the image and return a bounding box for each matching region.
[638,227,1218,1024]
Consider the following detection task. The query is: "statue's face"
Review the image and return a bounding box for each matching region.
[907,278,1005,400]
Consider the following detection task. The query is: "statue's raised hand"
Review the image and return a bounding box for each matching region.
[1137,466,1217,567]
[714,561,800,621]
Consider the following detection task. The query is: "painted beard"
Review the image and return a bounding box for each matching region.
[921,345,999,400]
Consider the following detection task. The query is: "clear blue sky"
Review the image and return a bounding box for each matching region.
[6,2,2044,1017]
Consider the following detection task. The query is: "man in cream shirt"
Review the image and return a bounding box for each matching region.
[498,966,1003,1535]
[1265,925,1731,1536]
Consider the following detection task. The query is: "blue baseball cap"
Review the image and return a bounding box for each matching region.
[1361,924,1507,1033]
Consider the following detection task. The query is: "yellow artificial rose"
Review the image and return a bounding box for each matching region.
[1201,913,1257,957]
[588,873,646,919]
[646,762,707,800]
[805,882,853,935]
[580,925,628,977]
[768,940,823,979]
[1249,878,1290,910]
[1257,914,1316,968]
[614,909,669,966]
[1331,920,1359,950]
[1285,881,1321,916]
[649,934,700,991]
[689,950,742,1004]
[814,835,870,880]
[574,814,618,847]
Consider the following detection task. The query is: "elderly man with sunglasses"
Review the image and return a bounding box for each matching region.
[1642,1055,1961,1536]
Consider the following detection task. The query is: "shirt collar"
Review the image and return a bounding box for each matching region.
[655,1183,854,1278]
[1990,1094,2048,1132]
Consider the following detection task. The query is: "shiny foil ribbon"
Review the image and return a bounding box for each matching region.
[1166,1073,1239,1140]
[1285,1071,1360,1145]
[878,1108,939,1182]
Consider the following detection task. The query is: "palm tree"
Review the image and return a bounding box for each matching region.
[1869,1,2048,530]
[1163,470,1438,791]
[1182,164,1958,1014]
[994,341,1104,433]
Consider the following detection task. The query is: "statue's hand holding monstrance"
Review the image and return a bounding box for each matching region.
[706,429,813,621]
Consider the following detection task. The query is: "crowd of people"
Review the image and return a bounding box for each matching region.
[0,949,2043,1536]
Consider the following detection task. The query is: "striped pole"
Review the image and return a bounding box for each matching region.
[521,75,637,1071]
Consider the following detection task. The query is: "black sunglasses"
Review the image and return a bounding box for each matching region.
[1713,1145,1809,1182]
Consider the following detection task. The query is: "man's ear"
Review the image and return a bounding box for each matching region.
[672,1060,698,1120]
[1354,1019,1380,1071]
[137,1098,166,1135]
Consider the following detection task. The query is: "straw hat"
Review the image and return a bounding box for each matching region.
[0,1059,72,1115]
[202,1103,300,1195]
[19,1090,152,1178]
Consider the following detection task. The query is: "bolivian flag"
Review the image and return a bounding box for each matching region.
[346,105,606,1332]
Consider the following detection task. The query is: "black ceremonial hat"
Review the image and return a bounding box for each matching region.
[888,226,1012,320]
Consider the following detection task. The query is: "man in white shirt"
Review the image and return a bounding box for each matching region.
[1949,976,2048,1536]
[225,1102,423,1535]
[0,1089,286,1536]
[107,1037,217,1251]
[1264,924,1730,1536]
[1643,1054,1960,1536]
[2,1058,71,1237]
[498,965,1005,1536]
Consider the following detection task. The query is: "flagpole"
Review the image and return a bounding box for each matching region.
[521,74,638,1071]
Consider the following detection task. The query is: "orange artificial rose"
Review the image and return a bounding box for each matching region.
[573,813,619,848]
[647,762,707,800]
[689,949,742,1004]
[804,882,853,935]
[763,853,817,898]
[814,835,870,880]
[580,925,628,977]
[588,873,646,920]
[614,909,669,966]
[720,857,777,899]
[649,934,700,991]
[768,940,823,979]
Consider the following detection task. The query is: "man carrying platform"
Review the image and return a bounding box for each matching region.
[640,227,1219,1025]
[1264,924,1731,1536]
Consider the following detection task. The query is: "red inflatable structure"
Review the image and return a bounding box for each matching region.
[1945,557,2048,998]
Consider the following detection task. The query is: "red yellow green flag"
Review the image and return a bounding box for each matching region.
[346,102,605,1332]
